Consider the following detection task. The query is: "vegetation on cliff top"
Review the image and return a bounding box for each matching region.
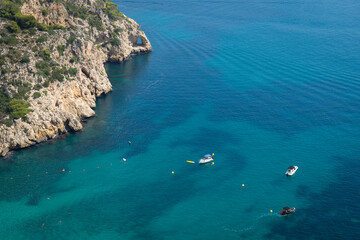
[0,0,132,126]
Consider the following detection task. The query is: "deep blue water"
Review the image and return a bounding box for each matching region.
[1,0,360,239]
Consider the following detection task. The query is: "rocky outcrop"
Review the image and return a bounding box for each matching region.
[0,0,151,156]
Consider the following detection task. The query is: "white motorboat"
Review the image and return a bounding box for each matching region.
[285,166,298,176]
[199,154,214,164]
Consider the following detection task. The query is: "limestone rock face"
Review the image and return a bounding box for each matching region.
[21,0,70,27]
[0,0,151,157]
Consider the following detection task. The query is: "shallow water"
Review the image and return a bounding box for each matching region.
[1,0,360,239]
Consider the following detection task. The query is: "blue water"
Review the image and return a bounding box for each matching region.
[1,0,360,239]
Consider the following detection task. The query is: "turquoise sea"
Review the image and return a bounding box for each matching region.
[1,0,360,239]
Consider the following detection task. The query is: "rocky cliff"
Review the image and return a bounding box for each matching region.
[0,0,151,156]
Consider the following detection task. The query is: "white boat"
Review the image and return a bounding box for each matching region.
[199,154,214,164]
[285,166,298,176]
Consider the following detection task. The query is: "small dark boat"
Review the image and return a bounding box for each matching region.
[280,207,295,215]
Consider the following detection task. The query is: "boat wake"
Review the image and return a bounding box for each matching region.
[223,213,281,233]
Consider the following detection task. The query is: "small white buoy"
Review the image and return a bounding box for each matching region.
[123,158,126,162]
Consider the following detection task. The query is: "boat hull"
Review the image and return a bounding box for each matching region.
[199,158,214,164]
[285,166,298,176]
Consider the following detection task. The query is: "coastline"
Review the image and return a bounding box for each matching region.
[0,0,152,157]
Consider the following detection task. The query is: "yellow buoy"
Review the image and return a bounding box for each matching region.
[172,171,174,174]
[242,184,245,187]
[211,162,214,165]
[212,153,214,156]
[186,160,195,163]
[270,210,273,213]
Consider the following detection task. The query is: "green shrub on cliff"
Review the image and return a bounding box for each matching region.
[0,54,5,65]
[0,88,32,125]
[0,0,21,19]
[67,35,76,45]
[102,2,123,21]
[57,45,65,56]
[42,80,50,87]
[65,2,89,20]
[0,35,18,45]
[0,91,10,125]
[6,48,22,63]
[36,35,47,43]
[6,21,20,33]
[1,68,9,74]
[32,92,41,99]
[33,84,42,90]
[41,8,49,16]
[8,98,32,120]
[88,14,104,30]
[15,14,37,29]
[110,37,120,46]
[68,67,77,76]
[51,67,67,82]
[69,56,78,63]
[20,55,30,63]
[114,27,124,34]
[14,82,31,99]
[38,49,51,61]
[37,23,48,31]
[36,61,51,77]
[0,0,37,29]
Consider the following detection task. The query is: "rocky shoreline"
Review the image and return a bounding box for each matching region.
[0,0,151,157]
